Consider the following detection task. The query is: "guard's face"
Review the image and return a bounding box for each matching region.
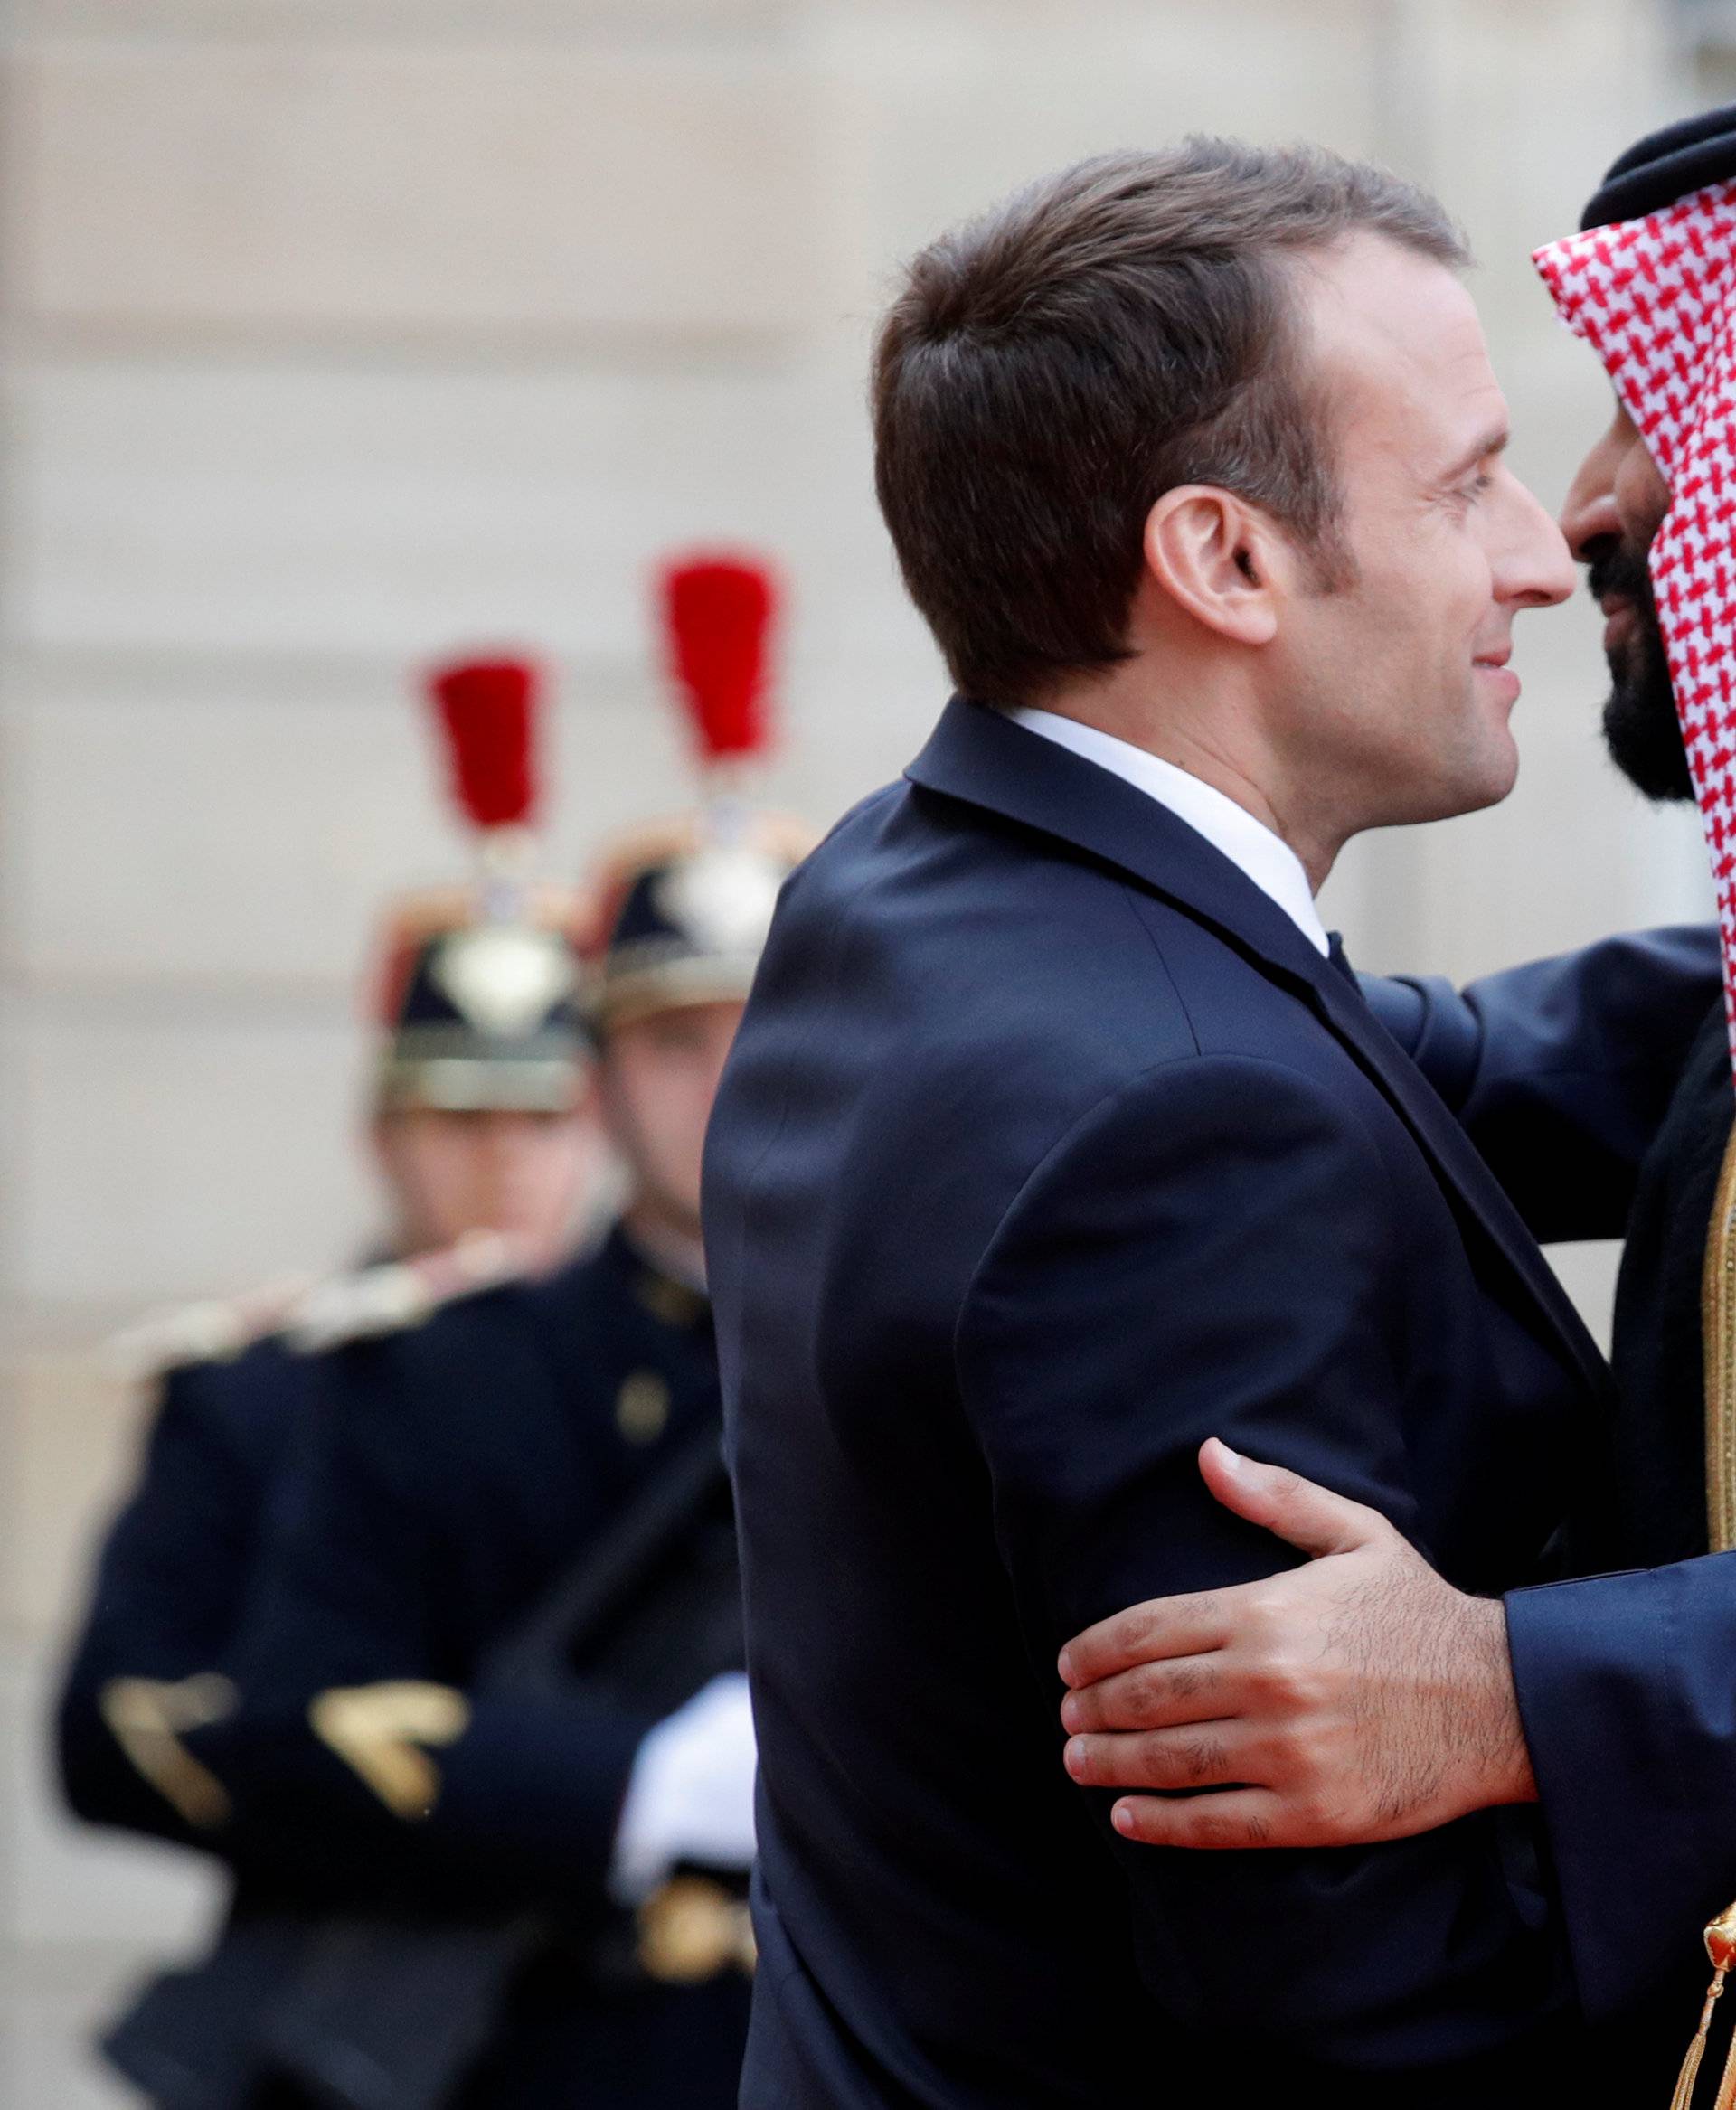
[373,1103,598,1267]
[598,1000,745,1238]
[1558,398,1689,803]
[1271,233,1573,832]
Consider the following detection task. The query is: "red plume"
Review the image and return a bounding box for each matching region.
[427,656,542,831]
[660,554,778,764]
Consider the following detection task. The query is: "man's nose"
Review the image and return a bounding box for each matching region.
[1499,476,1576,609]
[1558,447,1620,564]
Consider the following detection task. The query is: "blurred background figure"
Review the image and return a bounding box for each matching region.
[51,654,599,2098]
[363,656,605,1273]
[3,5,1731,2105]
[57,558,807,2110]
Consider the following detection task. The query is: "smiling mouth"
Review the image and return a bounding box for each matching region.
[1472,648,1520,705]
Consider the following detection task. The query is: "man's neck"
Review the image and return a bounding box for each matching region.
[1030,687,1339,892]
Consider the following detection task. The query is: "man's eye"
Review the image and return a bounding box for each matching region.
[1462,470,1495,501]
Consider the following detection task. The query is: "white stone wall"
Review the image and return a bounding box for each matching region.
[0,2,1706,2097]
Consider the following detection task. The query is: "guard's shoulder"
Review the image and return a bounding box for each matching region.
[108,1275,319,1382]
[282,1232,533,1355]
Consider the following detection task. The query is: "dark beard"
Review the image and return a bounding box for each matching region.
[1589,537,1694,803]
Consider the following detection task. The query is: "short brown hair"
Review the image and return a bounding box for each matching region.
[872,140,1467,704]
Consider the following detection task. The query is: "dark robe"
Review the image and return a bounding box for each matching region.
[1610,997,1734,1564]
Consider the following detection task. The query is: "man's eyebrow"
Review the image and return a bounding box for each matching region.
[1437,426,1511,485]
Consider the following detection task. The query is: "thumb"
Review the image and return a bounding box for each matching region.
[1198,1438,1385,1558]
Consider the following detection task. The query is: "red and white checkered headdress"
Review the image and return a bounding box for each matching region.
[1535,183,1736,1079]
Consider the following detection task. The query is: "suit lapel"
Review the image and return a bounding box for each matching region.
[1301,958,1609,1399]
[906,697,1609,1401]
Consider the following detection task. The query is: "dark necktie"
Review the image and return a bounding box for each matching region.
[1326,929,1359,990]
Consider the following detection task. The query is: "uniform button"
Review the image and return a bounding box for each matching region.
[616,1371,671,1445]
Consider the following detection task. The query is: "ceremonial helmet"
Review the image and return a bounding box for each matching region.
[584,554,815,1031]
[372,656,590,1111]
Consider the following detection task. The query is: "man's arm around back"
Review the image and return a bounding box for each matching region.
[954,1049,1580,2073]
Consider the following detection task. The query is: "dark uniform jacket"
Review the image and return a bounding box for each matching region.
[58,1335,308,1851]
[703,698,1720,2109]
[184,1225,750,2109]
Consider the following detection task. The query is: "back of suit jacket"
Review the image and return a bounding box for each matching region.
[704,700,1626,2106]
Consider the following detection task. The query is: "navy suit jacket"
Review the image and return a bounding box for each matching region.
[705,698,1712,2105]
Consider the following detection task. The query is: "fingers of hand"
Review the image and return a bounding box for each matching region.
[1109,1789,1287,1850]
[1057,1592,1236,1690]
[1107,1782,1438,1851]
[1060,1654,1223,1736]
[1065,1724,1250,1793]
[1197,1440,1391,1560]
[1059,1576,1330,1732]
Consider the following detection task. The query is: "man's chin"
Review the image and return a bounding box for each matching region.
[1452,721,1522,817]
[1389,745,1519,828]
[1463,752,1521,818]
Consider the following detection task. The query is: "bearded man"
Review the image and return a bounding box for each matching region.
[1058,104,1736,2084]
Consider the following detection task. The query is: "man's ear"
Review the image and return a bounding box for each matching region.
[1143,485,1284,645]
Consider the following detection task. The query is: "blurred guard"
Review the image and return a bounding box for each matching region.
[56,655,598,2022]
[96,557,812,2110]
[363,656,602,1272]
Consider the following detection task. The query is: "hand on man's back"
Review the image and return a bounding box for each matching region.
[1057,1438,1538,1849]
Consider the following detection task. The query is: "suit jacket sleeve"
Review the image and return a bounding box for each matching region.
[183,1352,656,1909]
[55,1364,269,1848]
[954,1053,1578,2071]
[1506,1555,1736,2021]
[1360,924,1720,1241]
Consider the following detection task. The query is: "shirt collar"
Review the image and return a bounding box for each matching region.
[1005,706,1330,958]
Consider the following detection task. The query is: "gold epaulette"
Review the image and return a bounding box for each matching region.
[283,1230,529,1354]
[107,1275,319,1382]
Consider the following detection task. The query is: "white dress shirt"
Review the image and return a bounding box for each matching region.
[1006,706,1330,958]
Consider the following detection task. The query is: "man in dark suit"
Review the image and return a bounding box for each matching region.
[1053,109,1736,2076]
[703,140,1723,2104]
